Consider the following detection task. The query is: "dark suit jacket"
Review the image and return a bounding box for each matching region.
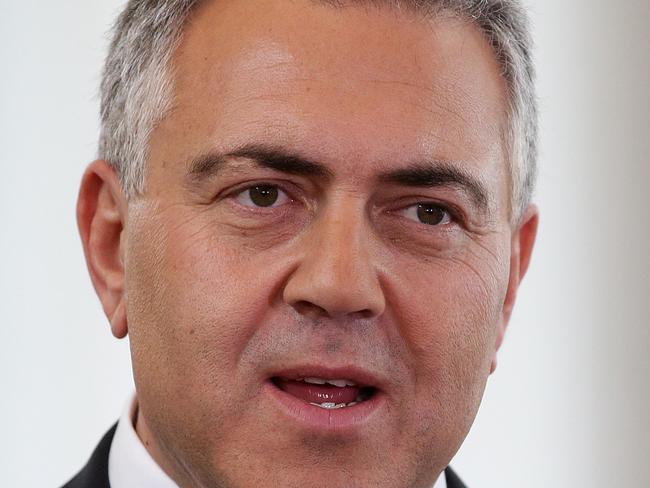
[62,424,467,488]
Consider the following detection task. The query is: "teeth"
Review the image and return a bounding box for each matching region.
[327,379,356,387]
[303,377,327,385]
[309,402,354,409]
[302,377,357,387]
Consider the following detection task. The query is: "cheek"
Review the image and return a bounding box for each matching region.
[372,238,511,463]
[390,241,509,392]
[124,210,290,388]
[122,210,289,461]
[124,219,233,390]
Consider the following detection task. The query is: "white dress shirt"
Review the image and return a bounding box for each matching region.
[108,394,447,488]
[108,395,177,488]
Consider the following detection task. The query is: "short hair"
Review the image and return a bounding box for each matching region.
[99,0,537,222]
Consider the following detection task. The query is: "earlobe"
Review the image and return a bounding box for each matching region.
[110,299,128,339]
[490,204,539,374]
[77,160,129,339]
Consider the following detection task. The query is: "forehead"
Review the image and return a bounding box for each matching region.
[150,0,508,193]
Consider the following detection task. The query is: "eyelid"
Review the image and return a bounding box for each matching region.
[239,188,290,208]
[228,181,295,208]
[396,202,454,226]
[393,195,463,218]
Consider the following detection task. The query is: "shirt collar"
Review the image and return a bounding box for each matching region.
[108,394,446,488]
[108,394,178,488]
[435,470,447,488]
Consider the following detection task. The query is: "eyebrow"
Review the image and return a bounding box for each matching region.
[188,144,333,181]
[187,143,489,210]
[377,161,489,210]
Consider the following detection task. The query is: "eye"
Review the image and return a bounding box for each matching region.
[233,184,292,208]
[400,203,452,226]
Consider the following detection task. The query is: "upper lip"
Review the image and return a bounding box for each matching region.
[268,364,387,391]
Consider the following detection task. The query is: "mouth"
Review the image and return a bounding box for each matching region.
[264,366,386,431]
[271,376,377,409]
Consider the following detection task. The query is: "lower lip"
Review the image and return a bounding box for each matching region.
[263,380,385,432]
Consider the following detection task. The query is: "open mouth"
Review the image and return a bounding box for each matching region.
[264,366,386,430]
[271,376,377,409]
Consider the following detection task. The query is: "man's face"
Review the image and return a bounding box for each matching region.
[117,1,522,486]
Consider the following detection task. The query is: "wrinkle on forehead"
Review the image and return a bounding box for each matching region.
[175,0,505,110]
[150,0,510,218]
[227,40,299,77]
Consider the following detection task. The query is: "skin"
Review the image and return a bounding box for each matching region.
[78,1,538,487]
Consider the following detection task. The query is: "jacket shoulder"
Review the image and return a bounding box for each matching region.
[61,424,117,488]
[446,466,468,488]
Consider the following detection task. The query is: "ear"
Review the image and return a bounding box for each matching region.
[77,160,129,339]
[490,204,539,374]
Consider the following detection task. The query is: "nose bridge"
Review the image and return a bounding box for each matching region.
[319,204,365,282]
[283,195,385,319]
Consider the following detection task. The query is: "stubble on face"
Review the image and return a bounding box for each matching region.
[122,1,513,487]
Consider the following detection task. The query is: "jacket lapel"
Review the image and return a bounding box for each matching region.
[445,466,468,488]
[61,424,117,488]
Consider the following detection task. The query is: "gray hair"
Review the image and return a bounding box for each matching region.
[99,0,537,222]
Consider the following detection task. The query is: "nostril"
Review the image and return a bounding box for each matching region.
[292,300,330,319]
[354,308,376,320]
[291,300,377,321]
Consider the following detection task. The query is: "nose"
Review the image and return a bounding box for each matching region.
[282,201,386,320]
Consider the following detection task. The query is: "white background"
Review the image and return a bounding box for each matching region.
[1,1,648,486]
